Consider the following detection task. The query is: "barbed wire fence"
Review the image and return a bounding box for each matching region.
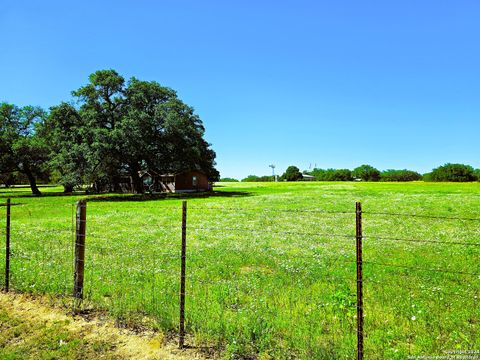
[185,204,358,358]
[79,200,182,335]
[0,197,479,359]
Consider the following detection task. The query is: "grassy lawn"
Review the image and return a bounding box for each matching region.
[1,181,479,359]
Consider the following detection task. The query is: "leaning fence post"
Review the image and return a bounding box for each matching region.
[356,202,364,360]
[5,198,11,292]
[179,200,187,349]
[74,199,87,300]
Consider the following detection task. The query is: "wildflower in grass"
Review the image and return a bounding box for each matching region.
[411,316,416,321]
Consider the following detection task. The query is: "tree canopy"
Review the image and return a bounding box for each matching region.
[0,103,48,195]
[428,163,477,182]
[352,164,380,181]
[281,166,303,181]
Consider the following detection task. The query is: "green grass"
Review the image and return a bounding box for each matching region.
[1,181,480,359]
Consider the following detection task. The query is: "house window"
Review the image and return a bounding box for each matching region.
[192,176,197,187]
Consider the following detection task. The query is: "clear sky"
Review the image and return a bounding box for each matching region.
[1,1,479,179]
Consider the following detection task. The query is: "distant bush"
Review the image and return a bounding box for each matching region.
[422,172,432,181]
[475,169,480,181]
[309,168,353,181]
[241,175,274,182]
[352,164,380,181]
[219,177,239,182]
[0,171,30,186]
[429,163,477,182]
[0,173,15,187]
[380,169,422,182]
[280,166,303,181]
[242,175,260,182]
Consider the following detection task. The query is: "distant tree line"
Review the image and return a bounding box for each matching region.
[219,177,239,182]
[241,175,275,182]
[0,70,219,195]
[234,163,480,183]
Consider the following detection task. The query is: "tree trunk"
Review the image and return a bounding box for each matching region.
[111,177,122,193]
[23,168,41,196]
[64,184,74,193]
[130,169,144,194]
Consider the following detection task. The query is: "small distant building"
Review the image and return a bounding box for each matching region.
[301,174,316,181]
[140,170,211,193]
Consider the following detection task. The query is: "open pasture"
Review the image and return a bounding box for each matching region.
[1,182,479,359]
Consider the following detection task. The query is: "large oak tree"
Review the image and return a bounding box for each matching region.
[43,69,218,193]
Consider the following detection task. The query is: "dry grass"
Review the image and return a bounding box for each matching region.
[0,291,204,359]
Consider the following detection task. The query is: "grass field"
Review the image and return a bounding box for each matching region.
[1,182,480,359]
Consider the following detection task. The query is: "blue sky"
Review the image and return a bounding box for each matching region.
[1,1,479,179]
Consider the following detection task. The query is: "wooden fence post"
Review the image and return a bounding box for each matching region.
[74,199,87,300]
[179,200,187,349]
[356,202,364,360]
[5,198,11,292]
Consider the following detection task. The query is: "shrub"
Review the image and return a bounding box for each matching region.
[309,168,353,181]
[430,163,477,182]
[241,175,260,182]
[241,175,274,182]
[380,169,422,182]
[422,172,432,181]
[258,176,274,182]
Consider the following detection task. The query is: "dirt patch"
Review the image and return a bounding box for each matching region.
[0,292,205,359]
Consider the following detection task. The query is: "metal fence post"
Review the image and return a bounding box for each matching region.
[179,200,187,349]
[5,198,11,292]
[356,202,364,359]
[74,199,87,300]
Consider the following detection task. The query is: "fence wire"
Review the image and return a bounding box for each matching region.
[1,201,74,296]
[0,199,479,359]
[361,210,480,359]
